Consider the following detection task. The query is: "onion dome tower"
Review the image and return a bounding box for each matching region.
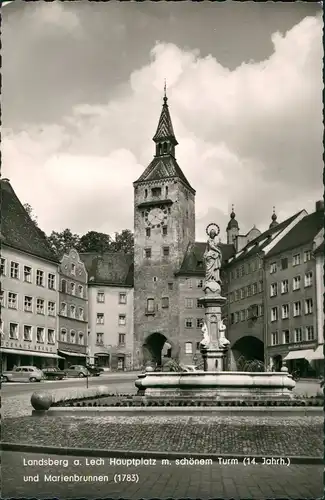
[269,207,279,229]
[226,205,239,245]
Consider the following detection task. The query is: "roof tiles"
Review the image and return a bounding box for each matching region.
[1,179,59,263]
[266,210,324,257]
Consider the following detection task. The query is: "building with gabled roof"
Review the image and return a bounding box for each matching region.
[264,201,324,377]
[57,249,89,369]
[0,178,62,371]
[80,253,134,370]
[223,207,308,370]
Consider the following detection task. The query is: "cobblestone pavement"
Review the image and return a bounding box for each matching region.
[3,415,323,457]
[2,451,322,499]
[1,381,136,418]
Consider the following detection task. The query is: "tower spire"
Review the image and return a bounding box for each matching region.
[153,83,178,157]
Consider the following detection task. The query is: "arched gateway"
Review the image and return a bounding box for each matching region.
[231,335,265,369]
[142,333,173,367]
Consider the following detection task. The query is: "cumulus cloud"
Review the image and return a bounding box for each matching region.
[2,12,322,241]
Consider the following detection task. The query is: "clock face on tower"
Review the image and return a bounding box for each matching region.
[145,207,168,228]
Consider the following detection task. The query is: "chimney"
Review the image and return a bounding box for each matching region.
[315,200,324,212]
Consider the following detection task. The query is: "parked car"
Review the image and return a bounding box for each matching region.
[42,367,66,380]
[1,366,44,383]
[85,364,104,377]
[65,365,90,378]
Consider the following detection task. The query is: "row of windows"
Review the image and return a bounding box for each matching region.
[270,299,313,321]
[184,298,204,309]
[229,281,263,302]
[269,251,311,274]
[229,258,262,281]
[184,318,204,329]
[146,297,204,312]
[270,273,313,297]
[1,259,56,289]
[144,186,168,198]
[1,291,57,316]
[96,313,126,325]
[270,326,314,346]
[96,332,126,346]
[185,279,204,289]
[61,279,84,298]
[60,328,85,345]
[145,226,168,237]
[4,322,56,344]
[144,247,170,258]
[230,305,264,324]
[60,302,85,320]
[146,297,169,312]
[97,291,127,304]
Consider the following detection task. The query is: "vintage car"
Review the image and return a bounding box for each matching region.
[64,365,90,378]
[42,367,66,380]
[1,366,44,383]
[85,364,104,377]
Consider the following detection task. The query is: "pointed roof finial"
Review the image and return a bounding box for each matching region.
[272,206,277,221]
[269,206,279,228]
[227,204,239,230]
[163,79,167,104]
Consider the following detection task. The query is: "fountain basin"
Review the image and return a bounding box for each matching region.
[135,371,296,400]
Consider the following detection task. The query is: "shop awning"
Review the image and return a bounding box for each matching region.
[283,349,314,361]
[0,348,64,359]
[58,350,87,357]
[307,345,324,361]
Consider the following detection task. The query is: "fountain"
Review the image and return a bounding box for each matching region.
[135,223,295,401]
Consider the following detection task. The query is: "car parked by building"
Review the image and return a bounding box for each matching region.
[1,366,44,383]
[85,364,104,377]
[65,365,90,378]
[42,367,66,380]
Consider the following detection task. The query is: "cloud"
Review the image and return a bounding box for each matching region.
[2,14,322,241]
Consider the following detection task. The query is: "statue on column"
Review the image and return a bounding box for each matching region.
[203,223,223,294]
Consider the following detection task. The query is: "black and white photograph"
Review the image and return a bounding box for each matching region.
[1,1,323,499]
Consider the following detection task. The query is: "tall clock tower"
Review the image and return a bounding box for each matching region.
[133,91,196,367]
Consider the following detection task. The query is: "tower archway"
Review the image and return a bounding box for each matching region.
[142,333,174,367]
[231,335,265,369]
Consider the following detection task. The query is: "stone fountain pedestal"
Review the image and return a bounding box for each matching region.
[198,293,228,372]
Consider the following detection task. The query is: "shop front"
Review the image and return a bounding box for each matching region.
[267,341,319,378]
[0,345,63,371]
[94,353,110,369]
[282,342,321,378]
[57,341,88,369]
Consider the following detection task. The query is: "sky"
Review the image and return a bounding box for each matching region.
[2,1,323,242]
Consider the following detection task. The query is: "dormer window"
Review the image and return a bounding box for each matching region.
[163,142,168,153]
[152,187,161,197]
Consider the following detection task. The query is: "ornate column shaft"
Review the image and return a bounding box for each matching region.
[199,223,230,372]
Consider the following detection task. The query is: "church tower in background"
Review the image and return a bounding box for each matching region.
[133,89,196,367]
